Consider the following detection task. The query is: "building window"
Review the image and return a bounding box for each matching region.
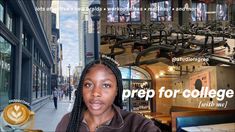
[6,5,13,32]
[216,4,228,21]
[44,74,47,96]
[191,2,207,21]
[130,0,140,22]
[0,35,12,110]
[37,68,41,97]
[107,0,141,22]
[0,0,4,22]
[32,64,37,100]
[51,13,56,29]
[107,0,118,22]
[32,64,49,100]
[33,46,49,100]
[34,46,37,59]
[41,71,44,96]
[53,64,55,73]
[0,0,15,33]
[52,36,56,43]
[41,71,48,97]
[22,31,30,50]
[150,0,172,22]
[232,4,235,25]
[119,0,130,22]
[41,72,46,96]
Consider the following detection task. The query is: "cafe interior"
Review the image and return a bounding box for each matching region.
[100,0,235,131]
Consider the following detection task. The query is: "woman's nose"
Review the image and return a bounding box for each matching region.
[91,86,101,97]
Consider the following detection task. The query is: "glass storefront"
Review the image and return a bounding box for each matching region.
[32,64,49,100]
[42,72,46,96]
[0,36,12,110]
[32,47,49,101]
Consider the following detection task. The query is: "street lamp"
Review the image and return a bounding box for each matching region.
[67,64,71,101]
[89,0,101,60]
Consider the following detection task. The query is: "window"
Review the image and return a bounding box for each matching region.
[33,45,49,100]
[22,31,30,50]
[0,35,12,110]
[51,13,56,29]
[107,0,118,22]
[44,74,47,96]
[32,64,37,100]
[53,64,56,73]
[0,0,14,33]
[38,69,42,97]
[107,0,141,22]
[32,64,49,100]
[119,0,130,22]
[40,70,48,97]
[52,36,57,43]
[6,6,13,32]
[216,4,228,21]
[130,0,140,22]
[232,4,235,25]
[41,72,44,96]
[150,0,172,22]
[0,0,4,22]
[191,2,207,21]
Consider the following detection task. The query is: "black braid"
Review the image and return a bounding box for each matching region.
[66,58,123,132]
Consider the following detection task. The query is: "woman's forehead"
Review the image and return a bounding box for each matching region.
[87,64,114,75]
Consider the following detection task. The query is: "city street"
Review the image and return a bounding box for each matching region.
[34,97,74,131]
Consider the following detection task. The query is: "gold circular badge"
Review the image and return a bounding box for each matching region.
[2,103,30,126]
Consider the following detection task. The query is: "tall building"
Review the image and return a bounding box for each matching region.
[51,0,63,87]
[0,0,53,110]
[51,0,60,29]
[34,0,52,46]
[35,0,62,91]
[58,43,63,84]
[78,0,89,68]
[51,12,60,89]
[78,0,100,67]
[51,0,63,85]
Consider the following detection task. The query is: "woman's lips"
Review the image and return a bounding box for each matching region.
[89,100,103,110]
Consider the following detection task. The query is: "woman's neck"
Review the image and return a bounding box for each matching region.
[84,107,115,131]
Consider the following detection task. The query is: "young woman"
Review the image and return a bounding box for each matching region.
[56,56,161,132]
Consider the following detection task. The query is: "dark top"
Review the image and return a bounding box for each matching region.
[56,105,161,132]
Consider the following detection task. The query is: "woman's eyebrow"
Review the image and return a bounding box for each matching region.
[84,77,114,82]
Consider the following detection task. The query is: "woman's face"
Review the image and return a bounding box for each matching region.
[82,64,117,116]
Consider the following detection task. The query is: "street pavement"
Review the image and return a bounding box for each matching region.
[34,97,74,132]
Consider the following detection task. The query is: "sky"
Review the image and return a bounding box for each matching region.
[59,1,79,77]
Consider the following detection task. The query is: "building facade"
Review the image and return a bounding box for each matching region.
[78,0,90,67]
[0,0,53,111]
[51,12,60,90]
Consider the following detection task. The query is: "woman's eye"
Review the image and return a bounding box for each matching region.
[84,83,93,88]
[103,83,111,88]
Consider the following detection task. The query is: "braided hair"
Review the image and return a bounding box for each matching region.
[66,57,123,132]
